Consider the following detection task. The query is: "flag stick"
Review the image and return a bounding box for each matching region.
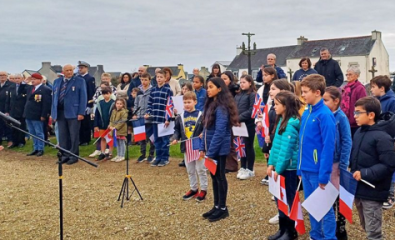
[168,136,201,146]
[296,178,302,192]
[361,179,375,188]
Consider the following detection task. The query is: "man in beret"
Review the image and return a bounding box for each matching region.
[77,61,96,146]
[52,65,87,165]
[0,71,14,147]
[24,73,52,156]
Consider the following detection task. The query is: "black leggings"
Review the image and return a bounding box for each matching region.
[240,125,256,171]
[211,155,228,208]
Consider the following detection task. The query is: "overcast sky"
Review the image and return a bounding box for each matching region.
[1,0,394,74]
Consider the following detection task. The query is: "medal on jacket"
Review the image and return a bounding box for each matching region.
[34,94,42,102]
[72,86,75,91]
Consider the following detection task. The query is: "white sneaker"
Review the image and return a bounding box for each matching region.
[261,177,269,185]
[268,214,279,225]
[237,168,246,179]
[89,150,101,158]
[115,157,125,162]
[111,156,120,162]
[239,169,255,180]
[105,149,110,154]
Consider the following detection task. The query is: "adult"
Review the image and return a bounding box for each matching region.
[24,73,52,157]
[340,66,367,136]
[52,64,87,165]
[292,57,318,81]
[131,66,146,89]
[78,61,96,146]
[0,71,14,147]
[163,67,181,96]
[150,68,161,87]
[116,72,132,99]
[5,74,28,148]
[207,63,222,81]
[314,48,344,87]
[255,53,287,84]
[8,74,15,83]
[190,68,200,81]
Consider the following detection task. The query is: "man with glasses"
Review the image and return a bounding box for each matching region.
[314,48,344,87]
[0,71,14,147]
[255,53,287,84]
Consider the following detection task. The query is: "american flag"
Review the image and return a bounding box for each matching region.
[185,138,200,163]
[165,96,174,121]
[251,93,264,119]
[261,104,270,137]
[233,136,246,158]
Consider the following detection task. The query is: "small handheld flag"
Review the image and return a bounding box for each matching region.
[278,175,288,216]
[233,136,246,158]
[339,169,358,223]
[289,181,306,235]
[261,104,270,138]
[251,93,264,119]
[165,96,174,121]
[185,138,200,163]
[132,118,147,142]
[204,157,217,175]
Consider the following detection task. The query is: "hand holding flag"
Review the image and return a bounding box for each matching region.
[251,93,264,119]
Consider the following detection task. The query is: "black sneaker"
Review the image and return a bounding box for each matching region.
[150,159,160,167]
[137,155,147,163]
[97,153,106,161]
[208,208,229,222]
[178,159,186,167]
[182,189,198,200]
[147,155,154,163]
[202,207,218,219]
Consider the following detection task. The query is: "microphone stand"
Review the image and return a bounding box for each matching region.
[1,118,98,240]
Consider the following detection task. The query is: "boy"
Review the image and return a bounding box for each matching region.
[370,75,395,113]
[145,70,173,167]
[193,75,206,112]
[298,74,337,239]
[170,91,207,201]
[94,87,115,160]
[351,96,395,240]
[134,73,155,163]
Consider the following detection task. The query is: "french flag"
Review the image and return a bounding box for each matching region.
[289,191,306,235]
[132,118,146,142]
[339,169,358,223]
[278,175,288,216]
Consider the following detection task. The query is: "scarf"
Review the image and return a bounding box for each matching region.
[341,81,357,116]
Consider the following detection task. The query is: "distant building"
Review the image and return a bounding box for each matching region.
[212,61,231,72]
[199,66,210,80]
[146,64,187,80]
[22,69,38,79]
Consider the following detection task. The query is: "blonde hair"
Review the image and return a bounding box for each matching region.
[101,73,112,78]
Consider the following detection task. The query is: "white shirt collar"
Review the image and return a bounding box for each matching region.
[34,83,43,91]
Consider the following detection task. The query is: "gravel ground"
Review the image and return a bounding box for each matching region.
[0,150,394,240]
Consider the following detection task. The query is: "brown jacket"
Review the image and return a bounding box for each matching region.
[109,108,128,136]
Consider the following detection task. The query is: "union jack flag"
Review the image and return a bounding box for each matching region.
[251,93,264,119]
[233,136,246,159]
[165,96,174,121]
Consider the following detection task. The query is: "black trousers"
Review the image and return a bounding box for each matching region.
[11,117,26,145]
[0,117,12,142]
[240,124,256,171]
[57,110,81,161]
[79,114,91,144]
[211,155,228,208]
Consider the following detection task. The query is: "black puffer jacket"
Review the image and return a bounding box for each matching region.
[262,100,276,154]
[234,90,255,126]
[350,124,395,202]
[314,57,344,87]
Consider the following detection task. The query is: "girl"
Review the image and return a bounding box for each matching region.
[116,73,132,99]
[323,86,352,240]
[221,71,240,97]
[292,81,306,117]
[235,75,257,180]
[207,63,222,81]
[181,82,193,95]
[109,99,129,162]
[267,91,301,240]
[200,77,238,222]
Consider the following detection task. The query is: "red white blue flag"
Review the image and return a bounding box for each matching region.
[233,136,246,158]
[185,138,200,163]
[339,169,357,223]
[165,96,174,121]
[132,118,146,142]
[251,93,264,118]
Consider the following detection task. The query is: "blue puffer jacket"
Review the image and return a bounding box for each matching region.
[297,99,336,184]
[200,106,231,158]
[379,90,395,113]
[268,117,300,175]
[333,108,352,170]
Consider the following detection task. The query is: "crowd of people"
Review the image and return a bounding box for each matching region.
[1,48,395,239]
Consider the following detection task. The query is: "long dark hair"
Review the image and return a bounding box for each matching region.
[274,91,301,135]
[221,71,235,85]
[203,77,238,127]
[121,72,132,84]
[272,79,293,92]
[209,63,222,78]
[239,75,256,94]
[325,86,342,109]
[263,67,279,83]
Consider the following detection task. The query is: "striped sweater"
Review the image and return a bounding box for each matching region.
[146,83,173,124]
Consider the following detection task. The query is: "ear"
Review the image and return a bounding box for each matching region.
[368,112,375,120]
[315,89,322,96]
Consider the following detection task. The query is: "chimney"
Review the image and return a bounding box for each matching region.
[42,62,51,69]
[297,36,308,45]
[236,45,242,55]
[97,65,104,72]
[371,30,381,40]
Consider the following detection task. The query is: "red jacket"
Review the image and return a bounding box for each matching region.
[340,80,367,128]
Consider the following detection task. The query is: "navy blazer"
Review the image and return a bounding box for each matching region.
[24,84,52,120]
[5,83,28,118]
[0,80,14,112]
[52,75,87,120]
[80,73,96,108]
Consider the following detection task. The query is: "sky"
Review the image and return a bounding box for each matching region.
[1,0,394,74]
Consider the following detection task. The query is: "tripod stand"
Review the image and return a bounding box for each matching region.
[0,112,98,240]
[117,120,143,207]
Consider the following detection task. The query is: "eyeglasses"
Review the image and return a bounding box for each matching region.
[354,111,368,116]
[345,74,353,76]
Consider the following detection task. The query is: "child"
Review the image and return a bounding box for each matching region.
[193,75,207,112]
[324,86,352,240]
[298,74,336,239]
[200,77,239,222]
[94,87,115,161]
[145,70,173,167]
[170,91,207,201]
[127,88,141,113]
[351,96,395,240]
[181,82,193,95]
[134,73,155,163]
[109,99,128,162]
[267,91,301,240]
[235,75,257,180]
[292,80,306,117]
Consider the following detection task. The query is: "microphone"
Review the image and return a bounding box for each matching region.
[0,111,21,127]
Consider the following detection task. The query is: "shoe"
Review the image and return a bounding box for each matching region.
[196,190,207,202]
[158,160,169,167]
[59,157,70,164]
[202,207,218,219]
[97,153,106,161]
[237,168,246,179]
[151,160,160,167]
[269,214,279,225]
[7,144,16,149]
[79,142,88,146]
[239,169,255,180]
[261,175,269,185]
[7,142,13,148]
[383,197,394,209]
[89,150,101,158]
[27,150,38,156]
[178,159,186,167]
[268,217,286,240]
[271,196,275,201]
[36,150,44,157]
[111,156,120,162]
[137,155,147,163]
[66,159,78,165]
[208,208,229,222]
[182,189,198,200]
[105,149,110,154]
[105,154,112,161]
[115,157,125,162]
[147,155,154,163]
[17,144,25,148]
[277,218,298,240]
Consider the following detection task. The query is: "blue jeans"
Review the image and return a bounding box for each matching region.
[301,171,336,240]
[277,170,298,218]
[153,123,169,162]
[26,119,45,151]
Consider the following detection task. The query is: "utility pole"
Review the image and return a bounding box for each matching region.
[241,32,257,75]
